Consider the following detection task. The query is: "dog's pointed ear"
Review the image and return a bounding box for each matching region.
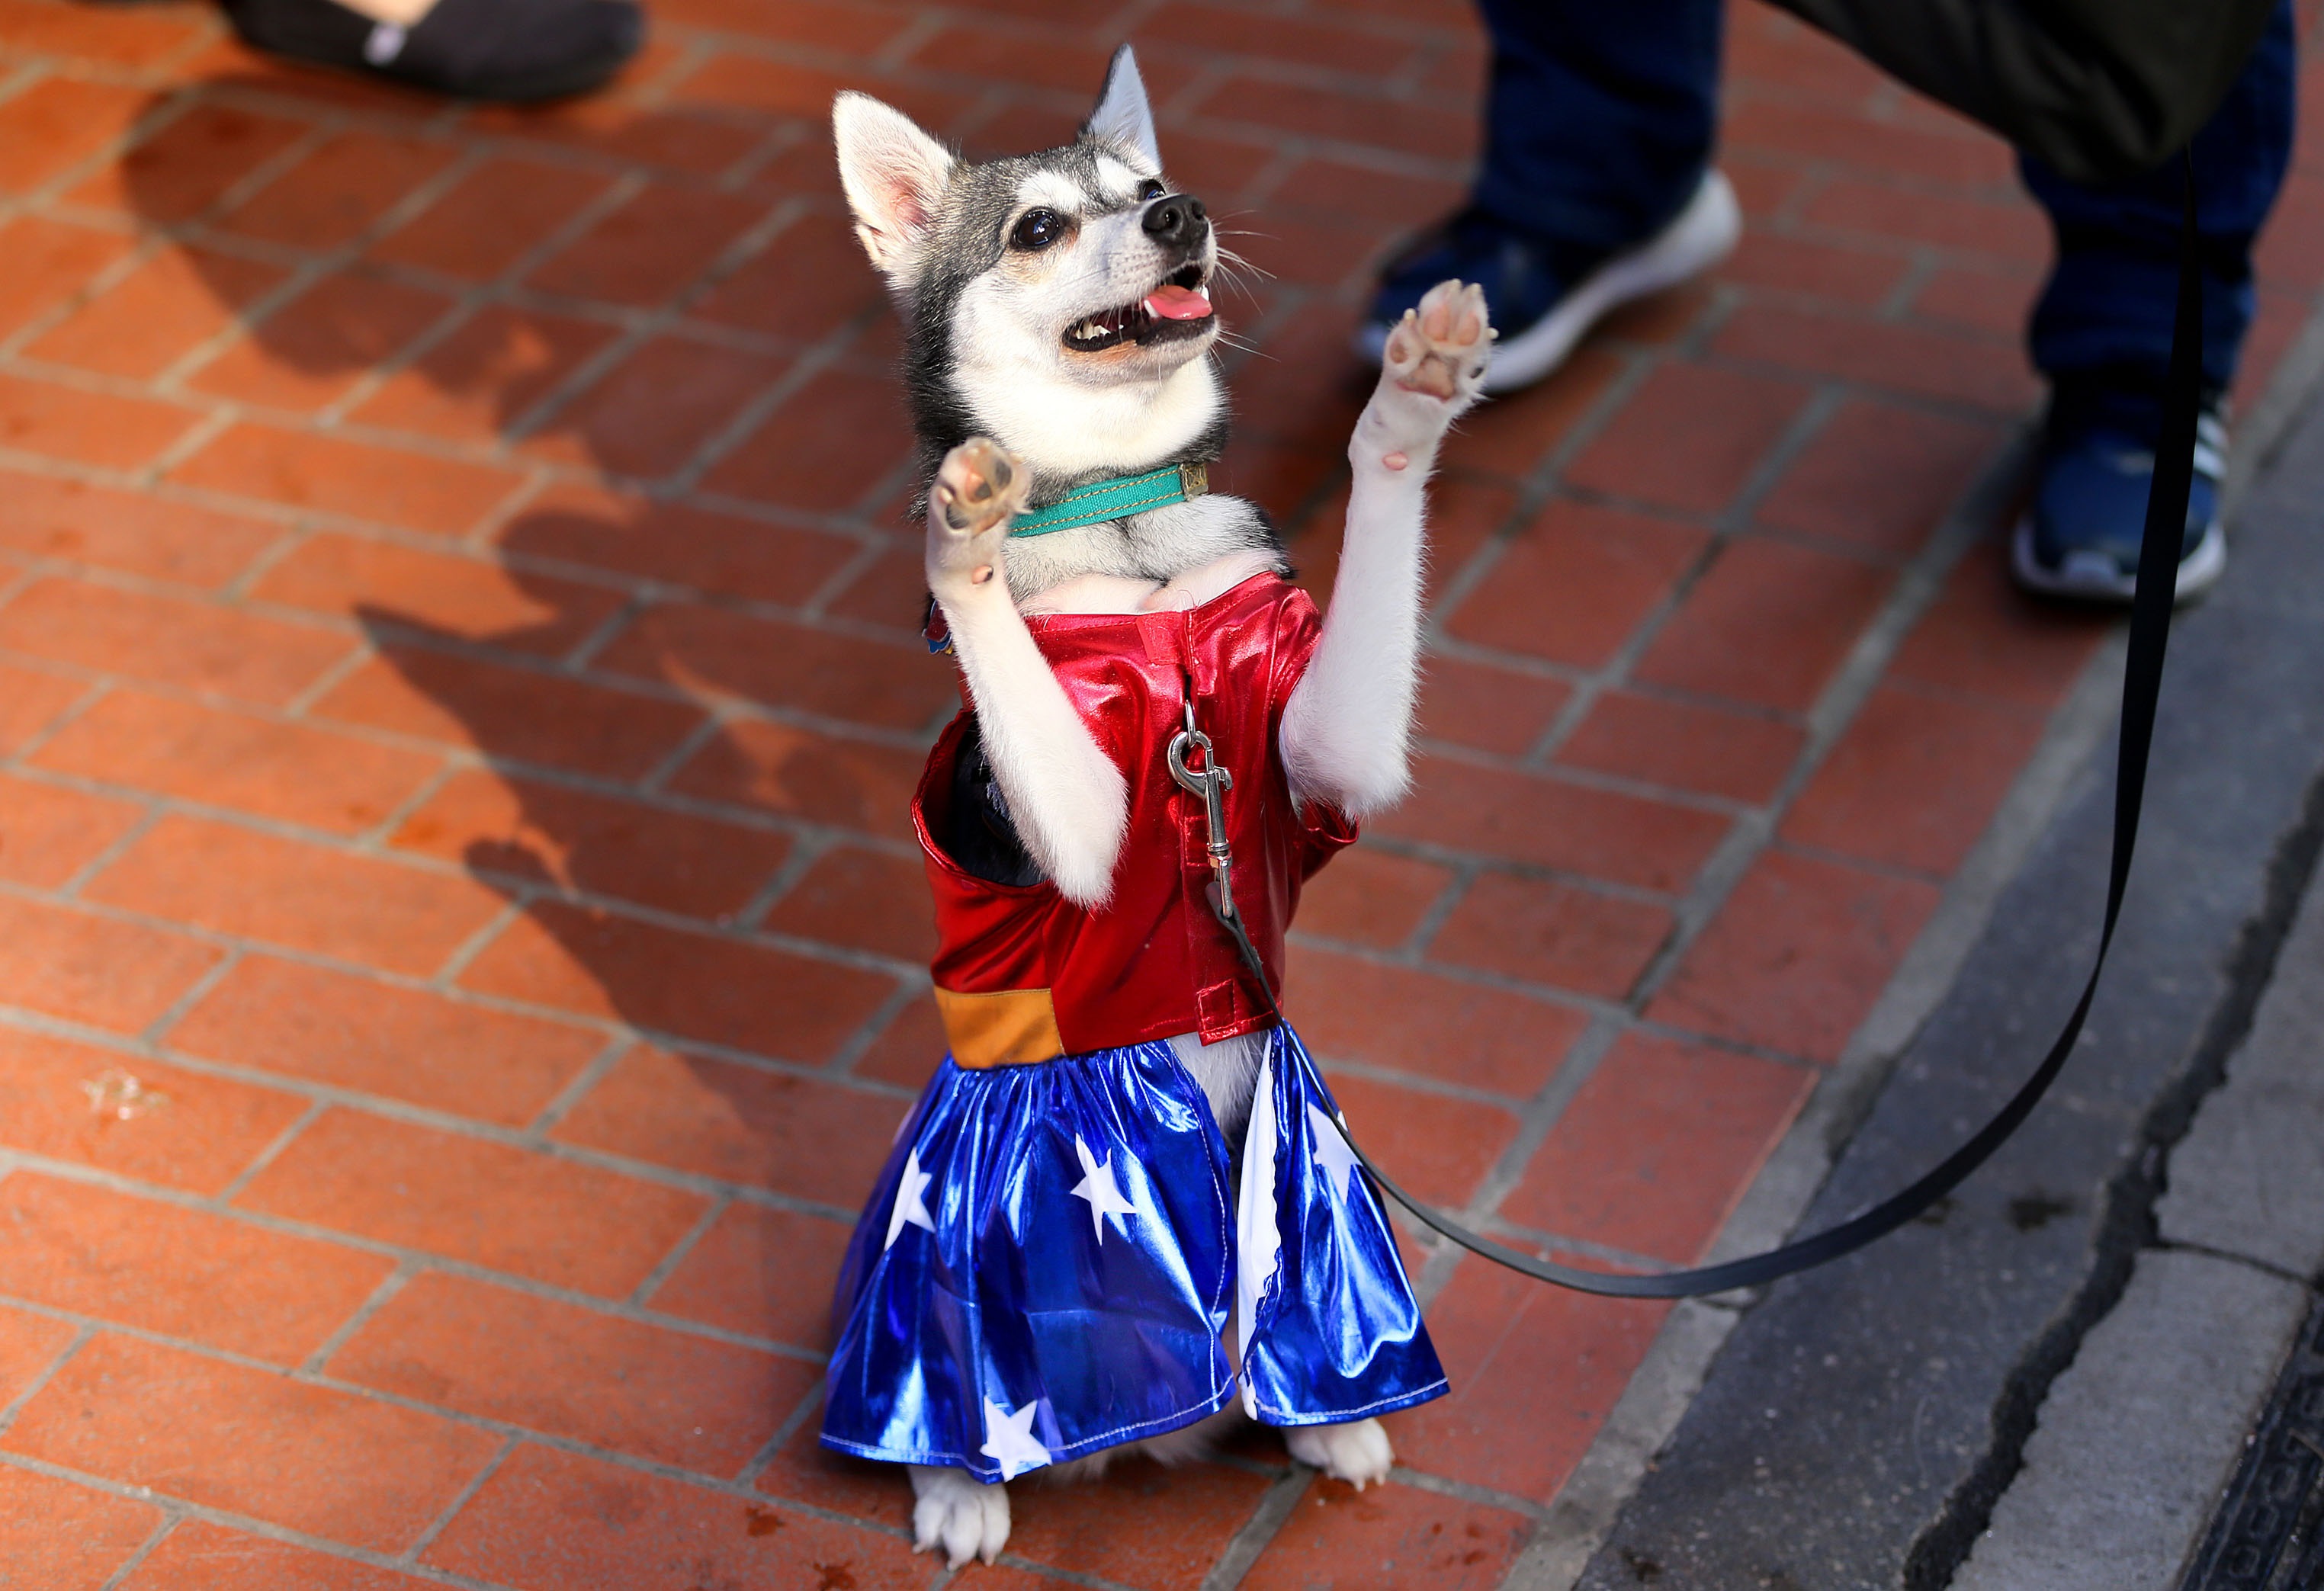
[1084,43,1160,170]
[832,91,955,276]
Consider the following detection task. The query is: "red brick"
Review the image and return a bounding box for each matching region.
[237,1108,707,1293]
[1723,96,2012,188]
[425,1442,927,1590]
[749,1405,902,1519]
[849,992,945,1089]
[0,1301,77,1406]
[117,1521,432,1591]
[368,155,614,281]
[1386,1253,1668,1499]
[1292,845,1454,952]
[1321,1070,1518,1207]
[1502,1031,1812,1259]
[167,954,602,1126]
[1804,175,2046,263]
[1430,874,1674,1000]
[0,577,350,705]
[85,814,506,977]
[1372,757,1729,894]
[349,303,617,444]
[526,335,786,480]
[1286,945,1587,1098]
[1911,262,2042,337]
[0,372,201,470]
[1591,277,1720,348]
[1443,499,1709,669]
[1888,541,2110,713]
[1415,654,1571,756]
[0,472,281,588]
[1566,364,1812,516]
[1192,75,1472,162]
[1783,682,2043,877]
[329,1272,810,1473]
[310,648,704,779]
[644,1200,853,1349]
[1634,537,1895,713]
[185,274,450,412]
[0,1172,392,1362]
[63,104,310,223]
[595,603,953,730]
[1556,689,1805,805]
[1211,434,1343,525]
[698,365,914,513]
[1714,229,1908,309]
[250,532,624,656]
[0,894,224,1034]
[1649,848,1941,1063]
[0,771,141,886]
[5,1334,499,1552]
[1757,398,2004,557]
[551,1044,904,1203]
[672,54,970,133]
[0,78,148,194]
[0,659,85,752]
[0,1464,160,1591]
[0,0,205,66]
[217,130,458,252]
[692,208,886,340]
[1001,1456,1279,1589]
[2255,172,2324,293]
[33,689,438,836]
[461,90,765,176]
[390,769,791,919]
[0,215,133,337]
[1151,2,1414,78]
[1241,1478,1530,1590]
[668,717,923,842]
[762,845,932,961]
[493,483,859,605]
[170,424,525,536]
[1715,301,2040,412]
[32,245,284,384]
[819,540,932,636]
[525,182,763,306]
[649,0,904,48]
[1725,5,1889,105]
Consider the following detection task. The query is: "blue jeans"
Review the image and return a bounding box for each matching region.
[1469,0,2298,408]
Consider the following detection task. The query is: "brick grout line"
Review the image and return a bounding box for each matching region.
[298,1262,417,1375]
[211,1097,328,1204]
[624,1194,729,1309]
[400,1433,519,1567]
[522,1032,635,1134]
[91,1512,179,1591]
[0,1304,92,1441]
[1196,1466,1312,1591]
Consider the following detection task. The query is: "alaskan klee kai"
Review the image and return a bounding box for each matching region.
[823,45,1491,1568]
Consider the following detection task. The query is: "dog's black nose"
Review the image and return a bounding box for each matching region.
[1142,194,1208,248]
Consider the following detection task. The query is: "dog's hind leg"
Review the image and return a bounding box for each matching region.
[1282,279,1491,819]
[927,437,1130,907]
[908,1463,1011,1567]
[1284,1417,1395,1489]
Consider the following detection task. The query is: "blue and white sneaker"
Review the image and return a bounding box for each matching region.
[2010,384,2228,604]
[1355,169,1739,395]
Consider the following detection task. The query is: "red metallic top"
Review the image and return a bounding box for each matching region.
[915,573,1355,1055]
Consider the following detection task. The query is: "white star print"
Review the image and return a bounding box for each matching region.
[1308,1104,1360,1201]
[980,1397,1051,1479]
[1069,1134,1138,1244]
[884,1149,935,1250]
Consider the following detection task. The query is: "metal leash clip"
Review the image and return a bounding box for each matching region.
[1167,699,1242,929]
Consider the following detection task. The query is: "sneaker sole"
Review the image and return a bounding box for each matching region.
[2008,512,2227,605]
[1353,168,1741,393]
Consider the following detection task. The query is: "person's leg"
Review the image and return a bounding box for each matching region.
[2013,0,2297,599]
[1362,0,1737,390]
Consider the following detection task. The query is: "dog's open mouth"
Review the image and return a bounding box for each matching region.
[1062,264,1215,353]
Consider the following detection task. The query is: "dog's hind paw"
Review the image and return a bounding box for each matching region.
[907,1464,1011,1567]
[926,435,1031,598]
[1285,1417,1395,1490]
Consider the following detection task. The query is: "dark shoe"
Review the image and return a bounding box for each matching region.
[222,0,641,102]
[2010,380,2227,604]
[1356,169,1738,394]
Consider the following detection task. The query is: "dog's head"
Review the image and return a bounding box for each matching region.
[833,46,1225,484]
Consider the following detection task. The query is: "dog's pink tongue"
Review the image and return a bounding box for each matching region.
[1143,284,1213,321]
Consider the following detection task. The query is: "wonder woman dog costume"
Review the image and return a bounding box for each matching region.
[821,571,1447,1482]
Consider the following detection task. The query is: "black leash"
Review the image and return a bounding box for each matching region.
[1183,158,2204,1300]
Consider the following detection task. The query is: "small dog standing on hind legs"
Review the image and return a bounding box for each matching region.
[818,44,1493,1570]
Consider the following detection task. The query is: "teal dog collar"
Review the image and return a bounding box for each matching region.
[1006,462,1209,537]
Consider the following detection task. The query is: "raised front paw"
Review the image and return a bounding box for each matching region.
[1285,1417,1395,1490]
[908,1464,1011,1568]
[1385,279,1491,403]
[927,436,1032,597]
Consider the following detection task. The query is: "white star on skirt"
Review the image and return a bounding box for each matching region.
[1307,1103,1360,1201]
[980,1397,1051,1480]
[884,1149,935,1249]
[1068,1134,1138,1244]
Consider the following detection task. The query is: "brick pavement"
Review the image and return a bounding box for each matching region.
[0,0,2316,1585]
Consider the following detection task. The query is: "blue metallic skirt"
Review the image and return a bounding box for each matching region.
[821,1023,1446,1481]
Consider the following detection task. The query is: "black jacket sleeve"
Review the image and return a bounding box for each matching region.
[1765,0,2277,183]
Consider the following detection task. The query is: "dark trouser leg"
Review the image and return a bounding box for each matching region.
[1468,0,1725,256]
[2020,0,2298,416]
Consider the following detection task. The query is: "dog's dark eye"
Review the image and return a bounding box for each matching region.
[1137,178,1167,201]
[1010,208,1064,251]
